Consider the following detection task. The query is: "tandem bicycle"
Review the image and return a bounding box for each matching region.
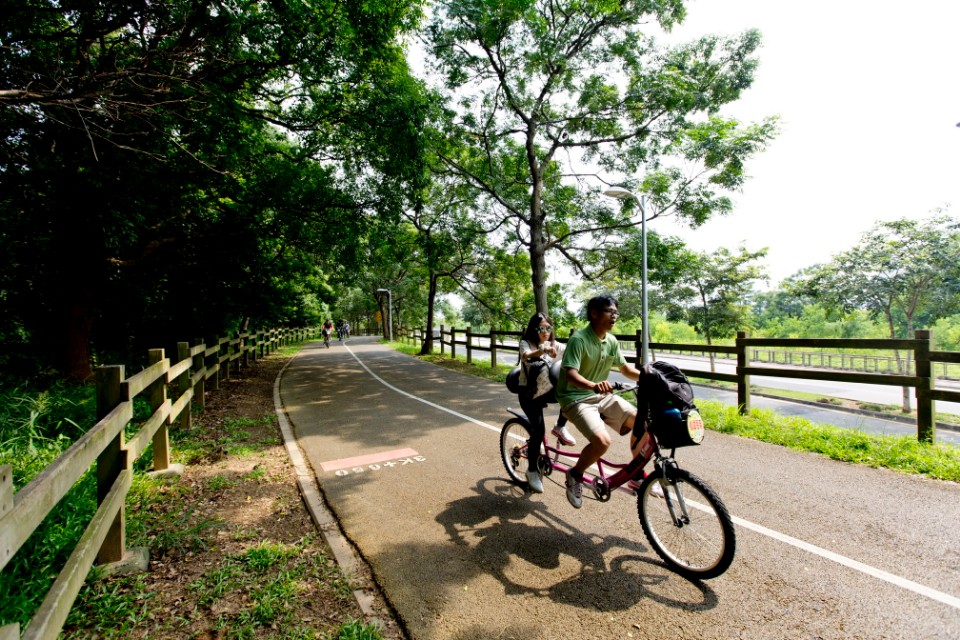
[499,383,736,579]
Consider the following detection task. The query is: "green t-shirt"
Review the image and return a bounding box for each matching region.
[555,326,627,407]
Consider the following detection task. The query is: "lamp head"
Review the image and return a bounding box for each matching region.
[603,187,636,201]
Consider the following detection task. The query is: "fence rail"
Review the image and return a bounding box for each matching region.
[0,326,317,640]
[399,325,958,443]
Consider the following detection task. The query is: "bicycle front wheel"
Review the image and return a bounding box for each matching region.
[500,418,535,485]
[638,468,735,580]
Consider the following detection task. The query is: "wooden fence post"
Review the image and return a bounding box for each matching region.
[194,338,207,410]
[736,331,751,415]
[915,329,934,443]
[440,325,446,356]
[148,349,171,472]
[95,365,127,565]
[207,338,220,391]
[177,342,193,431]
[490,327,497,368]
[451,327,457,359]
[466,326,473,364]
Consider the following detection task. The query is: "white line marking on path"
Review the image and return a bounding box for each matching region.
[344,344,503,434]
[343,343,960,611]
[729,515,960,610]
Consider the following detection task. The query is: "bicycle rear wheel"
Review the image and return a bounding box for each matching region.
[637,468,735,580]
[500,418,536,486]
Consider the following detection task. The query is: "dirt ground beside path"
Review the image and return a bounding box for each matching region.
[63,349,405,639]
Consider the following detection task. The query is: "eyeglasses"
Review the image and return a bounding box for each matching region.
[536,326,554,334]
[601,308,620,317]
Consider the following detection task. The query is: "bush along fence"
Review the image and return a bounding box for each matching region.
[0,326,318,640]
[398,325,959,444]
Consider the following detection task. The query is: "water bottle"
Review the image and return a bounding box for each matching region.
[662,407,682,425]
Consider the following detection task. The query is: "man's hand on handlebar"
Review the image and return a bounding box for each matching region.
[592,380,614,394]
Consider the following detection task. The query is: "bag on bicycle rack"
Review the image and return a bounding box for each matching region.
[505,365,524,394]
[524,359,555,400]
[506,358,562,402]
[636,361,705,448]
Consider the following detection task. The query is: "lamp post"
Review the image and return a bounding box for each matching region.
[376,288,393,342]
[603,187,650,366]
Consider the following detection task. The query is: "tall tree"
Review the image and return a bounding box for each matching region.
[805,214,960,411]
[426,0,776,312]
[660,245,767,370]
[0,0,428,381]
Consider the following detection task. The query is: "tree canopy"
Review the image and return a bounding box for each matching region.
[425,0,777,312]
[9,2,958,392]
[0,0,430,381]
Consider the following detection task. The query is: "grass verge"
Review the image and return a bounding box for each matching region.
[686,377,960,427]
[1,345,400,639]
[386,341,960,483]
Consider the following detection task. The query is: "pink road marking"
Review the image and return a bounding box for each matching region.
[320,447,420,472]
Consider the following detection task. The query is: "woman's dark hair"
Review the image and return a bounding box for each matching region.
[586,295,618,319]
[522,312,553,345]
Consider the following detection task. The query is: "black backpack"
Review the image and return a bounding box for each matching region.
[636,361,704,448]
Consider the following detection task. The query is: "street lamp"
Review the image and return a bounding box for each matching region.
[603,187,650,366]
[376,289,393,342]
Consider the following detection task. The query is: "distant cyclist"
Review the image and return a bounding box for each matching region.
[322,319,334,348]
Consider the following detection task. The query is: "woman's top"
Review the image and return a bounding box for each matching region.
[519,338,560,362]
[518,338,564,401]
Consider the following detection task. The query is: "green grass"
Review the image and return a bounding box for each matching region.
[0,339,385,639]
[390,341,960,483]
[699,402,960,482]
[62,534,373,640]
[688,377,960,426]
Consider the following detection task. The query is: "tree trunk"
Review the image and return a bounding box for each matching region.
[886,311,911,412]
[526,124,549,314]
[528,185,549,314]
[421,273,438,355]
[705,329,716,373]
[63,285,95,382]
[378,299,389,340]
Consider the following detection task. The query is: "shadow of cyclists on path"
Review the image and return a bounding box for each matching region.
[435,477,719,613]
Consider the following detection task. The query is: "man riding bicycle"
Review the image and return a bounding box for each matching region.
[322,319,334,346]
[555,295,644,508]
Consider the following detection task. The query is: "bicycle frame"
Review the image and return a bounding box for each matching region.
[505,402,664,502]
[501,381,736,578]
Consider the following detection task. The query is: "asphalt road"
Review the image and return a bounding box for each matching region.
[281,337,960,640]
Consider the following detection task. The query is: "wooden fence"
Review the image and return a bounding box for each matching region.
[0,326,317,640]
[399,326,960,443]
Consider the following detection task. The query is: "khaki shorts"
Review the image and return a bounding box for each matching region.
[561,394,636,439]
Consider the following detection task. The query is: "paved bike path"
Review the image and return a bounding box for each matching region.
[280,338,960,639]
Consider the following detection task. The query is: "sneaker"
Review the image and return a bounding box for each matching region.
[551,424,576,446]
[626,478,643,493]
[526,470,544,494]
[565,469,583,508]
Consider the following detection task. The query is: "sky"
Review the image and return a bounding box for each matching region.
[410,1,960,290]
[653,0,960,285]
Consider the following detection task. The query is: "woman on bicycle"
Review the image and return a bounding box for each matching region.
[516,312,574,493]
